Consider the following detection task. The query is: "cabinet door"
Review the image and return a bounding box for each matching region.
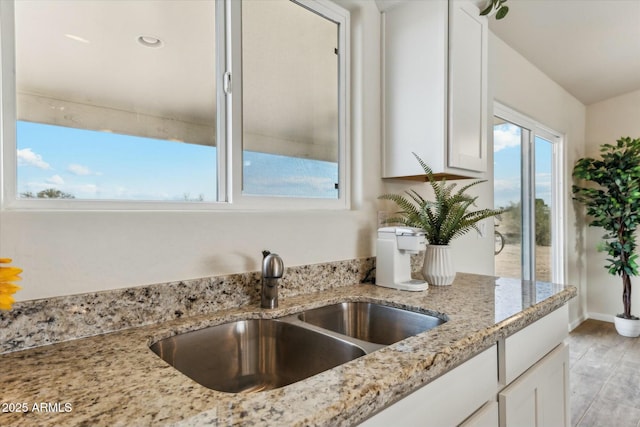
[460,401,499,427]
[499,343,570,427]
[447,0,488,172]
[381,0,448,179]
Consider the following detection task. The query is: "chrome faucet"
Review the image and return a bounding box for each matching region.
[261,250,284,309]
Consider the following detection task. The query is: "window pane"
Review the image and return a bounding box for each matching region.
[243,150,338,198]
[534,136,553,282]
[241,0,340,198]
[493,118,522,279]
[17,121,216,201]
[15,0,217,201]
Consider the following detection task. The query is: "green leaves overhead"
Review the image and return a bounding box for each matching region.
[379,153,504,246]
[572,136,640,319]
[480,0,509,20]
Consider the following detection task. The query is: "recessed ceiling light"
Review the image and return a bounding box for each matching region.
[65,34,90,44]
[137,35,163,48]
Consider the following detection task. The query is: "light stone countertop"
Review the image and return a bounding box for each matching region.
[0,273,576,427]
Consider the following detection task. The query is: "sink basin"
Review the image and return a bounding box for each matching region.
[297,302,446,345]
[150,319,365,393]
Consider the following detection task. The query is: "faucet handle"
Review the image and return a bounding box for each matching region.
[262,251,284,279]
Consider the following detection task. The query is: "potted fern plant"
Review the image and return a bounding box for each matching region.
[379,153,503,286]
[572,136,640,337]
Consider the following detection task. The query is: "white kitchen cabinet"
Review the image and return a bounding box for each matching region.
[381,0,488,180]
[499,304,569,385]
[448,0,488,173]
[498,343,570,427]
[358,345,498,427]
[358,305,570,427]
[497,304,570,427]
[460,402,500,427]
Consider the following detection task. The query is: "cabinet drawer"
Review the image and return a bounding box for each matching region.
[359,345,498,427]
[499,305,568,385]
[499,343,570,427]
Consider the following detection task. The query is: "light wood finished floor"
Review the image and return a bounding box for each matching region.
[568,319,640,427]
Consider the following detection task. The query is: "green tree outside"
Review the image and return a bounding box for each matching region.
[497,198,551,246]
[21,188,75,199]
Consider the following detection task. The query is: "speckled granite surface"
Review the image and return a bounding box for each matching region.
[0,258,375,353]
[0,271,575,427]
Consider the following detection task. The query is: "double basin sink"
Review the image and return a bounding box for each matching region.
[150,302,446,393]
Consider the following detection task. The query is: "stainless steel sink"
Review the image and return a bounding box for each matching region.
[150,302,446,393]
[150,319,365,393]
[297,302,446,345]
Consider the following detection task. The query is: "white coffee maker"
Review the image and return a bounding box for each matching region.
[375,226,428,291]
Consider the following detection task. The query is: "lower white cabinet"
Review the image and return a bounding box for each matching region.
[498,343,570,427]
[358,305,570,427]
[499,305,569,385]
[498,304,570,427]
[358,345,498,427]
[461,402,499,427]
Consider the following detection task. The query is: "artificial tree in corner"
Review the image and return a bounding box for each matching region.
[572,136,640,337]
[379,153,503,286]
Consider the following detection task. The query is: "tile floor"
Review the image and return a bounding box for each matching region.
[568,319,640,427]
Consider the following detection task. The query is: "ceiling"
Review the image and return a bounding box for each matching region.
[489,0,640,106]
[15,0,640,129]
[15,0,217,123]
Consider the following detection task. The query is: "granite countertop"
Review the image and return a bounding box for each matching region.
[1,273,576,427]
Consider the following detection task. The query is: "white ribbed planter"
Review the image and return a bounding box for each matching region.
[614,316,640,337]
[422,244,456,286]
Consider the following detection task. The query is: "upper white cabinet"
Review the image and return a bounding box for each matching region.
[381,0,488,180]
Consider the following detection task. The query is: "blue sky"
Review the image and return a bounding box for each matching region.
[493,122,552,209]
[17,120,548,204]
[16,121,338,200]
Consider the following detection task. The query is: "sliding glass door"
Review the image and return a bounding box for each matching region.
[493,104,563,283]
[534,135,554,281]
[493,116,523,279]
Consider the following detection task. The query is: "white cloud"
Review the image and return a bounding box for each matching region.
[267,176,335,191]
[493,124,521,152]
[67,164,91,176]
[536,172,551,183]
[493,178,519,193]
[46,175,64,185]
[73,184,98,196]
[17,148,51,169]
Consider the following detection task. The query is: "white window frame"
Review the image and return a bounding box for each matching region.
[493,102,565,284]
[0,0,351,211]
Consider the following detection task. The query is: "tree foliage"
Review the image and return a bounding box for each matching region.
[21,188,75,199]
[479,0,509,20]
[572,136,640,319]
[379,153,504,246]
[498,199,551,246]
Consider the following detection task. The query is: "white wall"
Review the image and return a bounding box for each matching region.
[0,0,384,301]
[489,33,587,327]
[1,1,593,314]
[584,89,640,320]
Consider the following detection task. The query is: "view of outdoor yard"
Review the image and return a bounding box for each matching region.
[493,120,554,283]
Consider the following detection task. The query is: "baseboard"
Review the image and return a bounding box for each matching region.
[569,313,615,330]
[569,315,587,331]
[586,312,614,323]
